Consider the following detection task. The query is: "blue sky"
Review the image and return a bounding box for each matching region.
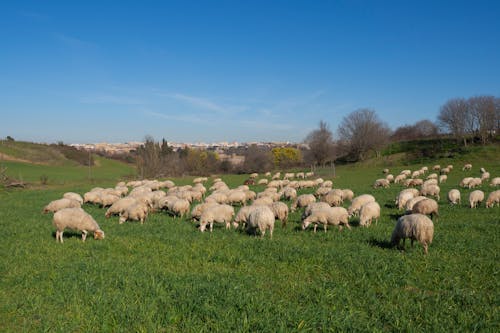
[1,1,499,143]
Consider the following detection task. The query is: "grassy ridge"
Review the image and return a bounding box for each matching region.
[0,148,499,331]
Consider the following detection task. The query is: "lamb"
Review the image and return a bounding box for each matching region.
[43,198,81,214]
[348,194,376,216]
[199,204,235,232]
[247,205,276,238]
[420,184,440,201]
[469,190,485,208]
[463,163,472,171]
[447,189,461,205]
[63,192,83,205]
[359,202,380,227]
[485,190,500,208]
[490,177,500,186]
[373,178,390,188]
[119,202,148,224]
[269,201,289,227]
[411,198,439,219]
[291,194,316,212]
[105,197,138,218]
[302,207,351,232]
[391,214,434,255]
[53,208,105,243]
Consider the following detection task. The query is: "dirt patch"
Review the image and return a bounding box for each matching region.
[0,152,34,164]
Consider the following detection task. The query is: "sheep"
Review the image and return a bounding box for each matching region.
[411,170,421,179]
[257,179,268,185]
[462,163,472,171]
[373,178,390,188]
[480,167,486,174]
[199,204,235,232]
[305,171,314,178]
[272,172,281,180]
[98,193,121,207]
[302,207,351,232]
[291,194,316,212]
[83,190,102,204]
[385,174,394,183]
[421,166,429,173]
[401,170,411,177]
[63,192,83,205]
[432,165,441,171]
[391,214,434,254]
[490,177,500,186]
[233,205,261,228]
[43,198,81,214]
[481,172,490,181]
[467,178,482,189]
[269,201,289,227]
[264,172,272,177]
[244,190,257,202]
[447,189,461,205]
[119,202,148,224]
[249,173,259,179]
[114,186,129,197]
[382,168,389,174]
[411,198,439,219]
[315,186,331,198]
[321,192,343,207]
[440,167,451,175]
[359,202,380,227]
[226,190,247,206]
[252,197,274,206]
[53,208,104,243]
[348,194,376,216]
[321,180,333,188]
[246,205,275,238]
[460,177,474,188]
[404,196,428,212]
[167,199,191,218]
[205,192,228,204]
[439,175,447,184]
[302,202,331,220]
[423,179,438,187]
[394,174,407,184]
[469,190,485,208]
[284,172,295,180]
[281,187,297,201]
[105,197,138,218]
[341,189,354,202]
[191,202,218,221]
[420,184,440,201]
[426,173,438,180]
[485,190,500,208]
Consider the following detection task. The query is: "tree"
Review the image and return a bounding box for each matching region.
[437,98,471,146]
[337,109,391,161]
[271,147,302,169]
[241,145,273,173]
[304,121,335,166]
[469,95,498,144]
[391,119,439,142]
[135,135,162,179]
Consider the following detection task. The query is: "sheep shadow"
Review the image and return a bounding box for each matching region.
[51,231,83,241]
[367,237,393,250]
[389,212,406,220]
[384,201,397,209]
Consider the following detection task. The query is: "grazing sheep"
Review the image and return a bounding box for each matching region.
[63,192,83,205]
[119,203,148,224]
[226,190,247,206]
[258,179,269,185]
[432,165,441,171]
[481,172,490,181]
[315,186,331,197]
[233,205,261,228]
[411,170,421,179]
[249,173,259,179]
[341,189,354,202]
[302,207,351,232]
[394,174,407,184]
[462,163,472,171]
[105,197,138,218]
[469,190,485,208]
[321,192,343,207]
[480,167,486,174]
[447,189,461,205]
[401,170,411,177]
[359,202,381,227]
[191,202,218,221]
[382,168,389,174]
[467,178,482,189]
[404,196,428,212]
[252,197,274,206]
[421,166,429,173]
[269,201,289,227]
[385,174,394,183]
[440,167,451,174]
[426,173,438,180]
[167,198,191,218]
[411,198,439,219]
[423,179,438,187]
[391,214,434,255]
[43,198,81,214]
[321,180,333,188]
[98,193,121,207]
[272,172,281,180]
[373,179,390,188]
[284,172,295,180]
[460,177,474,188]
[205,192,228,204]
[490,177,500,186]
[485,190,500,208]
[305,171,314,178]
[281,187,297,201]
[348,194,376,216]
[291,194,316,212]
[199,204,235,232]
[302,202,331,220]
[439,175,447,184]
[247,205,275,238]
[53,208,104,243]
[396,190,416,210]
[420,184,440,201]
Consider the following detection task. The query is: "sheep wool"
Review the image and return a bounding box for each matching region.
[53,208,104,243]
[391,214,434,255]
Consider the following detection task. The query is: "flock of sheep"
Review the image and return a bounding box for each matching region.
[43,165,499,254]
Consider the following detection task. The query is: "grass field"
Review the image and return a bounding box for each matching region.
[0,149,499,331]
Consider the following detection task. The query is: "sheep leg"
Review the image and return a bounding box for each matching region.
[411,239,414,247]
[324,224,327,233]
[269,225,273,239]
[210,222,213,232]
[313,224,317,233]
[59,231,64,243]
[82,230,87,242]
[55,230,61,242]
[423,242,428,255]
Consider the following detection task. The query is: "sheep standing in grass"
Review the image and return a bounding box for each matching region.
[447,189,461,205]
[43,198,81,214]
[53,208,105,243]
[439,175,447,184]
[199,204,235,232]
[302,207,351,232]
[348,194,376,216]
[191,202,218,221]
[359,202,380,227]
[321,191,343,207]
[469,190,485,208]
[463,163,472,171]
[391,214,434,254]
[63,192,83,205]
[291,194,316,212]
[411,198,439,220]
[119,203,148,224]
[247,205,276,238]
[485,190,500,208]
[167,198,191,218]
[233,205,260,229]
[105,197,138,218]
[302,202,331,220]
[373,179,390,188]
[481,172,490,182]
[490,177,500,186]
[269,201,289,227]
[420,184,440,201]
[342,189,354,202]
[404,196,428,212]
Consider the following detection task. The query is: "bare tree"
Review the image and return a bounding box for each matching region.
[241,145,274,173]
[304,121,335,166]
[337,109,391,160]
[391,119,439,142]
[437,98,471,146]
[469,95,498,144]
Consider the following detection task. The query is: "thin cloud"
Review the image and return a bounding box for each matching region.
[156,92,246,115]
[143,110,208,124]
[56,33,97,49]
[80,95,143,105]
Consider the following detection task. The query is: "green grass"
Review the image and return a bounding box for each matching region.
[0,148,499,331]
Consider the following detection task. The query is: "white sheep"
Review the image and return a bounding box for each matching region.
[420,184,440,201]
[462,163,472,171]
[63,192,83,205]
[269,201,289,227]
[481,172,490,181]
[467,178,482,189]
[490,177,500,186]
[281,187,297,201]
[291,194,316,212]
[199,204,235,232]
[119,202,148,224]
[321,180,333,188]
[485,190,500,208]
[447,189,461,205]
[301,202,331,220]
[53,208,105,243]
[257,179,269,185]
[43,198,81,214]
[359,202,381,227]
[247,205,276,238]
[394,174,407,184]
[167,198,191,218]
[348,194,376,216]
[302,207,351,232]
[391,214,434,254]
[315,186,331,197]
[469,190,485,208]
[321,192,343,207]
[373,178,390,188]
[382,168,389,174]
[341,189,354,202]
[252,197,274,206]
[439,175,447,183]
[459,177,473,188]
[191,202,218,221]
[105,197,138,218]
[411,198,439,219]
[404,196,427,212]
[432,165,441,171]
[233,205,261,228]
[226,190,247,206]
[385,174,394,183]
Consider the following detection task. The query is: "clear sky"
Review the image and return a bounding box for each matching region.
[1,1,499,144]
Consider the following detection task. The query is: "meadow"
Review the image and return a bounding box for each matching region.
[0,150,499,332]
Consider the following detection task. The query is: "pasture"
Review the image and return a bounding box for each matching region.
[0,154,499,331]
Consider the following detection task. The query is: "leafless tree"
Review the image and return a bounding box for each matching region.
[337,109,391,161]
[437,98,471,146]
[391,119,439,142]
[304,121,335,166]
[469,95,498,144]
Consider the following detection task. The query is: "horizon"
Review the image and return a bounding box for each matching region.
[1,1,499,143]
